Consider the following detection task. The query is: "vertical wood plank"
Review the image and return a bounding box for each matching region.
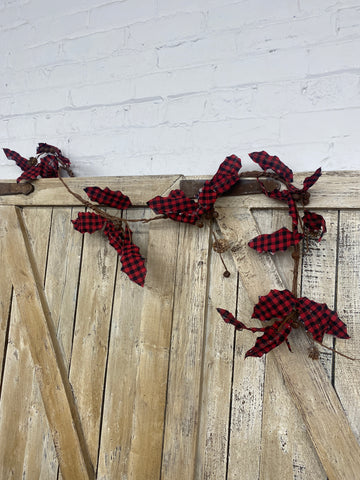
[161,223,211,480]
[0,206,93,479]
[45,207,84,369]
[195,233,237,480]
[69,216,118,466]
[127,219,180,480]
[97,209,150,479]
[0,207,58,479]
[254,209,327,480]
[335,210,360,442]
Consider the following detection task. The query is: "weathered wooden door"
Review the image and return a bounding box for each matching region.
[0,172,359,479]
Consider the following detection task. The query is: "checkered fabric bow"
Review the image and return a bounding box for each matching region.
[249,151,294,183]
[147,155,242,223]
[217,308,292,357]
[302,210,327,241]
[218,289,349,357]
[253,289,350,343]
[248,227,304,253]
[3,143,72,182]
[72,186,146,286]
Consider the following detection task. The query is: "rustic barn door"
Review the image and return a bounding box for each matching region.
[0,173,359,479]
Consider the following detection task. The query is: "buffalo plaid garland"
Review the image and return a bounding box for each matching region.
[303,210,327,240]
[3,143,72,182]
[248,227,303,253]
[84,186,131,210]
[148,155,241,224]
[72,186,146,286]
[218,289,350,357]
[249,151,293,183]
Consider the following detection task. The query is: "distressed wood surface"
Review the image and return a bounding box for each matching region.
[127,218,180,480]
[0,173,359,480]
[161,223,211,480]
[96,208,150,479]
[335,211,360,443]
[1,206,94,480]
[216,207,360,480]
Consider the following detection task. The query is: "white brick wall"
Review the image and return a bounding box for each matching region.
[1,0,360,179]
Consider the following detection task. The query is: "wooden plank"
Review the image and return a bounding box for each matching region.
[161,223,211,480]
[45,207,84,369]
[126,219,180,480]
[195,233,237,479]
[0,172,360,208]
[253,209,326,480]
[1,206,94,480]
[335,210,360,442]
[69,213,118,466]
[96,208,150,479]
[0,175,181,206]
[216,206,360,480]
[0,207,57,479]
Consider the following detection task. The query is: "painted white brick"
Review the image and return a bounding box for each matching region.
[203,87,256,120]
[7,115,36,138]
[236,14,336,55]
[84,50,157,83]
[26,63,84,90]
[214,49,308,88]
[336,6,360,37]
[70,79,134,107]
[127,12,205,48]
[308,40,360,74]
[28,11,89,47]
[7,42,65,70]
[89,0,156,29]
[164,94,207,125]
[207,0,299,31]
[128,125,192,154]
[62,29,126,62]
[124,100,164,127]
[9,87,69,115]
[192,118,280,151]
[158,34,237,69]
[134,65,215,99]
[280,109,360,143]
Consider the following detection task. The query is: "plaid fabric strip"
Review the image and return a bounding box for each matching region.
[3,148,30,171]
[298,297,350,342]
[147,189,199,224]
[303,210,327,240]
[252,289,295,321]
[245,319,293,358]
[248,227,303,253]
[198,155,241,210]
[39,155,59,178]
[37,143,71,166]
[72,212,106,233]
[120,242,147,287]
[249,151,293,183]
[84,186,131,210]
[258,183,298,226]
[17,165,42,182]
[217,308,247,330]
[302,167,322,191]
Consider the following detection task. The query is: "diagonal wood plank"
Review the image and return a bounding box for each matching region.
[1,206,94,480]
[216,206,360,480]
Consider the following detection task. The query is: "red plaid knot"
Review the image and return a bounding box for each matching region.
[249,151,293,183]
[85,186,131,210]
[248,227,303,253]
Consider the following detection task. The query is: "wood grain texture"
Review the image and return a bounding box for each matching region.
[1,206,94,480]
[0,175,181,206]
[126,219,180,480]
[69,213,118,466]
[195,236,237,480]
[216,206,360,480]
[96,208,150,480]
[161,223,211,480]
[335,211,360,443]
